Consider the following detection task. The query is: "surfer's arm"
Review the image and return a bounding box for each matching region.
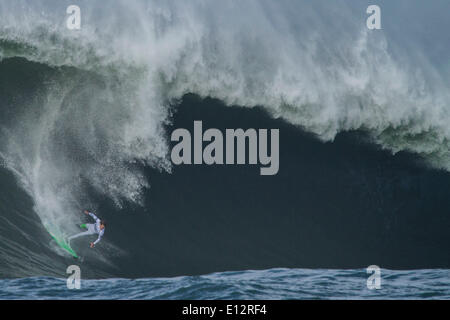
[92,230,104,246]
[88,212,100,222]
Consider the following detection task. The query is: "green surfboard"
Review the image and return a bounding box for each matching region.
[44,224,78,259]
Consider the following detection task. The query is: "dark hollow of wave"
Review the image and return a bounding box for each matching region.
[0,58,449,279]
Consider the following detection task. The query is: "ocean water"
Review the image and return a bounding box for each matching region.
[1,268,449,300]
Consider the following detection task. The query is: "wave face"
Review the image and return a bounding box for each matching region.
[1,0,450,277]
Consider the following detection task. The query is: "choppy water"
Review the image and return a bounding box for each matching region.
[1,268,449,300]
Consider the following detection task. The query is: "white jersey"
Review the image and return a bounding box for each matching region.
[89,212,105,245]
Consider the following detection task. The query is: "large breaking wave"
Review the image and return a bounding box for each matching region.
[0,0,450,276]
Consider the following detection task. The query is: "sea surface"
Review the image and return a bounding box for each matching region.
[1,268,449,300]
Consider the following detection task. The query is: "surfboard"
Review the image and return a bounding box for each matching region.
[44,224,78,259]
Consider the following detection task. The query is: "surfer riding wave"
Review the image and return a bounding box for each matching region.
[68,210,106,248]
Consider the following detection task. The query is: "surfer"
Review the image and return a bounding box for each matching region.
[68,210,106,248]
